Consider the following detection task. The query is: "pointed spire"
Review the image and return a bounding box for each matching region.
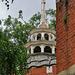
[41,0,46,22]
[38,0,49,28]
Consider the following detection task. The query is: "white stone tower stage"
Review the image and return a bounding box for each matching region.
[24,0,56,74]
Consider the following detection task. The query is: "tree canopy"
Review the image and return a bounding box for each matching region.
[0,8,56,75]
[0,16,29,75]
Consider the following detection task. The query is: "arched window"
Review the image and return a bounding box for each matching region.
[37,34,41,40]
[50,34,55,41]
[44,34,49,40]
[44,46,52,53]
[34,46,41,53]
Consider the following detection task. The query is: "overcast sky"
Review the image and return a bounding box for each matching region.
[0,0,56,22]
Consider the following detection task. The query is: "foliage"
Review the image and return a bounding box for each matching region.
[63,15,67,24]
[0,35,28,75]
[46,9,56,18]
[46,9,56,30]
[0,15,30,75]
[0,20,2,25]
[29,12,41,26]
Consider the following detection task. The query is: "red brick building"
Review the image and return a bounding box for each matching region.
[56,0,75,75]
[27,66,56,75]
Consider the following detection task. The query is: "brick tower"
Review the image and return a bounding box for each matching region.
[24,0,56,75]
[56,0,75,75]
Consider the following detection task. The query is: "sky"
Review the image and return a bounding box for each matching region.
[0,0,56,22]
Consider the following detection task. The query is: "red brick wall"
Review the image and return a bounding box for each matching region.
[56,0,75,74]
[27,66,56,75]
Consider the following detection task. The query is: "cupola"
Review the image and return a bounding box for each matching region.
[24,0,56,74]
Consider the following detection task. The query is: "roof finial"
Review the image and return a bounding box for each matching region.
[41,0,46,22]
[38,0,49,28]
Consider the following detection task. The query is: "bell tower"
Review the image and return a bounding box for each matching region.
[25,0,56,75]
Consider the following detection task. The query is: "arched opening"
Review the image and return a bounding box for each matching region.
[50,34,53,39]
[34,46,41,53]
[44,34,49,40]
[44,46,52,53]
[50,34,55,41]
[37,34,41,40]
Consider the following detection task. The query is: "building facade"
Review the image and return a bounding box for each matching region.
[24,0,56,75]
[56,0,75,75]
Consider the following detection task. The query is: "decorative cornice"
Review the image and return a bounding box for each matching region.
[30,52,55,56]
[27,50,56,68]
[28,64,56,69]
[28,59,56,68]
[27,54,56,63]
[29,28,56,35]
[24,40,56,48]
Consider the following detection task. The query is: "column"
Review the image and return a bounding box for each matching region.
[49,33,51,41]
[41,45,44,52]
[31,35,33,41]
[31,46,34,54]
[35,33,38,41]
[51,34,55,41]
[41,33,45,40]
[52,46,55,54]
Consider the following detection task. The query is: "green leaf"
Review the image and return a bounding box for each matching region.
[0,20,2,25]
[12,0,14,3]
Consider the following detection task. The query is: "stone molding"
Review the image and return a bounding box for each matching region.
[27,53,56,62]
[28,60,56,68]
[24,40,56,48]
[27,54,56,68]
[29,28,56,35]
[38,22,49,28]
[29,52,55,56]
[27,53,56,68]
